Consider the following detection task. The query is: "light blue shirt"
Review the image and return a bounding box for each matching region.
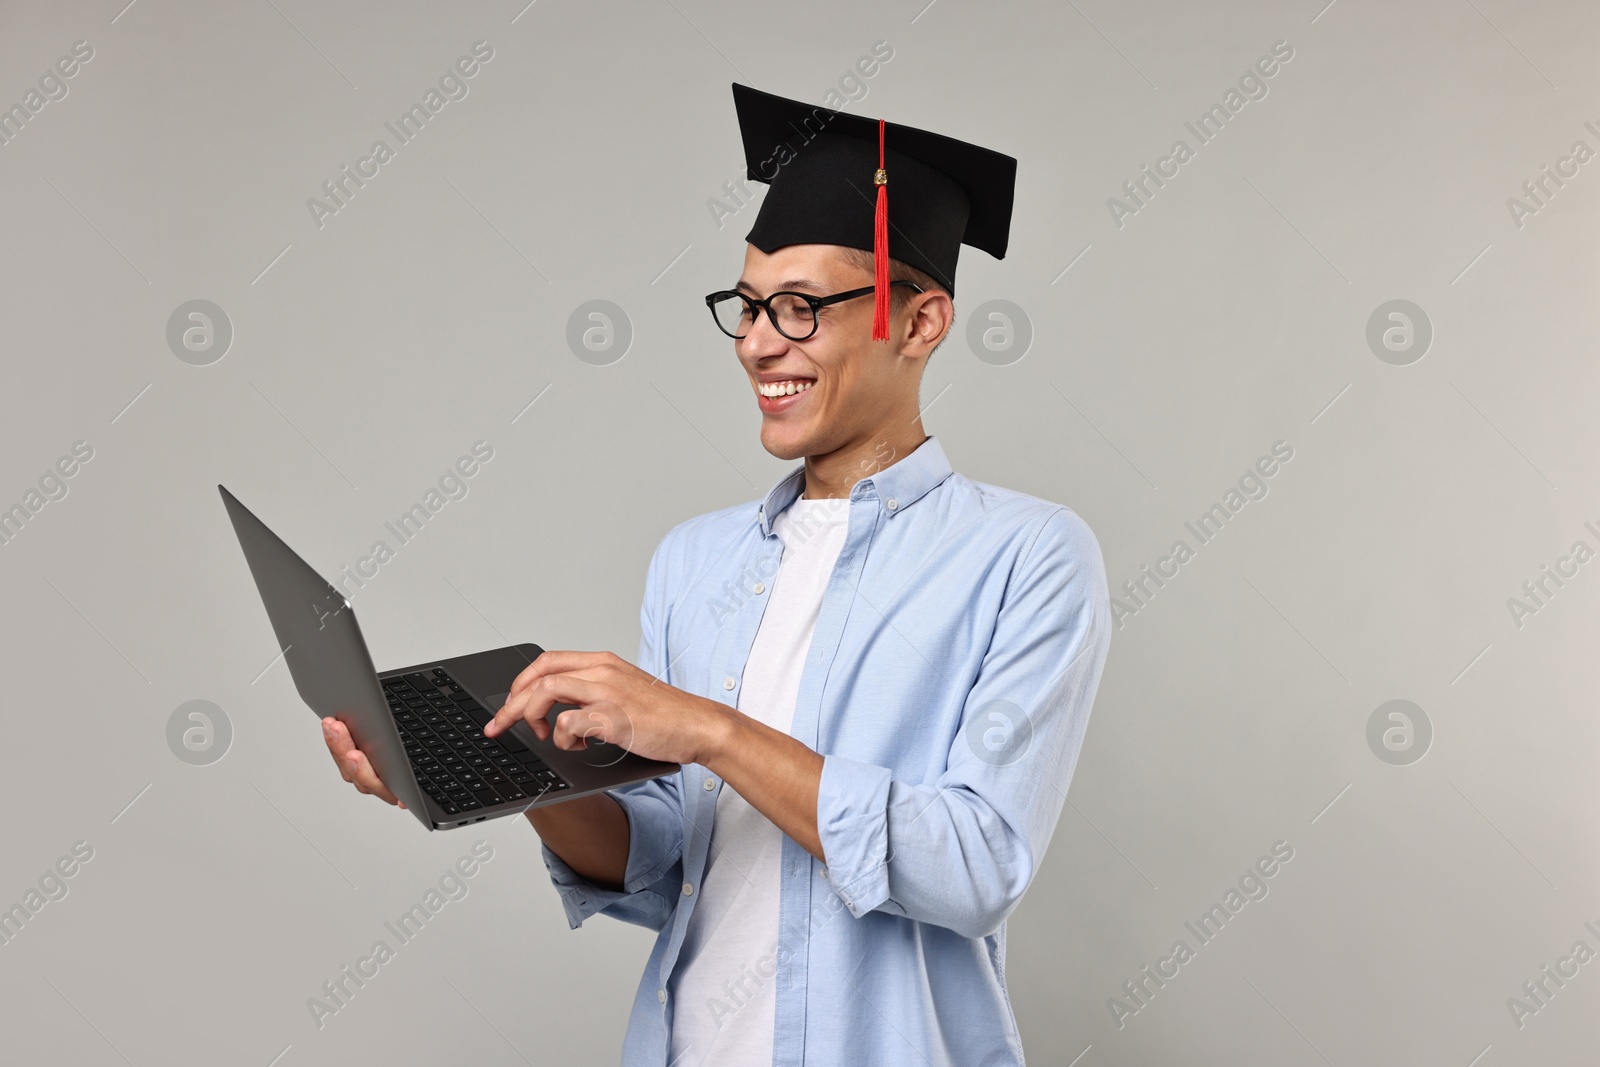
[541,435,1112,1066]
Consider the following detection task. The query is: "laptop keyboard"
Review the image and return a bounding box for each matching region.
[383,666,569,817]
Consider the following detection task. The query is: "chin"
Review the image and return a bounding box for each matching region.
[759,423,813,462]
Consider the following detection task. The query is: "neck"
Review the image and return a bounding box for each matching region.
[801,422,927,500]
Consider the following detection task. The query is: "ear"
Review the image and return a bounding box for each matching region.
[898,289,953,359]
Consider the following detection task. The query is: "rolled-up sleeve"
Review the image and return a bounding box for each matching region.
[542,775,684,931]
[541,533,687,932]
[816,507,1112,940]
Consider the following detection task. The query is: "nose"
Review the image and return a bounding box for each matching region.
[738,303,790,360]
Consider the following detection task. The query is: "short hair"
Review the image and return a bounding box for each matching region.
[833,246,953,357]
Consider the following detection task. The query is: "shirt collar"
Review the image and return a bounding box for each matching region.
[758,435,952,538]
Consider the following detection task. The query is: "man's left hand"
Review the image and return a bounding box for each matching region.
[484,650,728,767]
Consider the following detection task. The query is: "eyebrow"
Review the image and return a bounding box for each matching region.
[734,278,831,296]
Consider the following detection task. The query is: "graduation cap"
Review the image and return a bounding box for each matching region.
[731,82,1017,341]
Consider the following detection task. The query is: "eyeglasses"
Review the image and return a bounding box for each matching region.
[704,281,925,341]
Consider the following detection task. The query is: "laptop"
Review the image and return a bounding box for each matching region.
[219,484,679,831]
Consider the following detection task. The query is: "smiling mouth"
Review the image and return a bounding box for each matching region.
[756,378,816,398]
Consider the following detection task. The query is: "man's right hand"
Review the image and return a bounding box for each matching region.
[322,717,406,809]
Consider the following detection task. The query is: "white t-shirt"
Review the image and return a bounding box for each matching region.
[668,494,851,1067]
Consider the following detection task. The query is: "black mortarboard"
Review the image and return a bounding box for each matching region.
[731,82,1017,340]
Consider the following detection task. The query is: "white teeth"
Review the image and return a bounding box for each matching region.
[758,379,815,398]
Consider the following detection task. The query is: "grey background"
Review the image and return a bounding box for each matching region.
[2,0,1595,1064]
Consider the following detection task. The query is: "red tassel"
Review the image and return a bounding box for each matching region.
[871,118,890,342]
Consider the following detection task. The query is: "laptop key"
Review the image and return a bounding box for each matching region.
[497,734,532,753]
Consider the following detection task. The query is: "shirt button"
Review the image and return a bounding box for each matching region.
[752,581,765,594]
[703,778,716,791]
[683,882,694,896]
[886,498,898,510]
[819,867,828,879]
[722,677,736,690]
[658,988,667,1003]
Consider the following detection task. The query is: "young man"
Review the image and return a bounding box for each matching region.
[324,84,1112,1065]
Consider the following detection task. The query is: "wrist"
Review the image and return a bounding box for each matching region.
[693,697,741,768]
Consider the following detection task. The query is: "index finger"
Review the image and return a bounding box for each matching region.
[487,669,606,739]
[323,717,356,782]
[505,650,610,705]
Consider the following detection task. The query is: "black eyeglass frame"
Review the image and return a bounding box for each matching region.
[704,281,926,341]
